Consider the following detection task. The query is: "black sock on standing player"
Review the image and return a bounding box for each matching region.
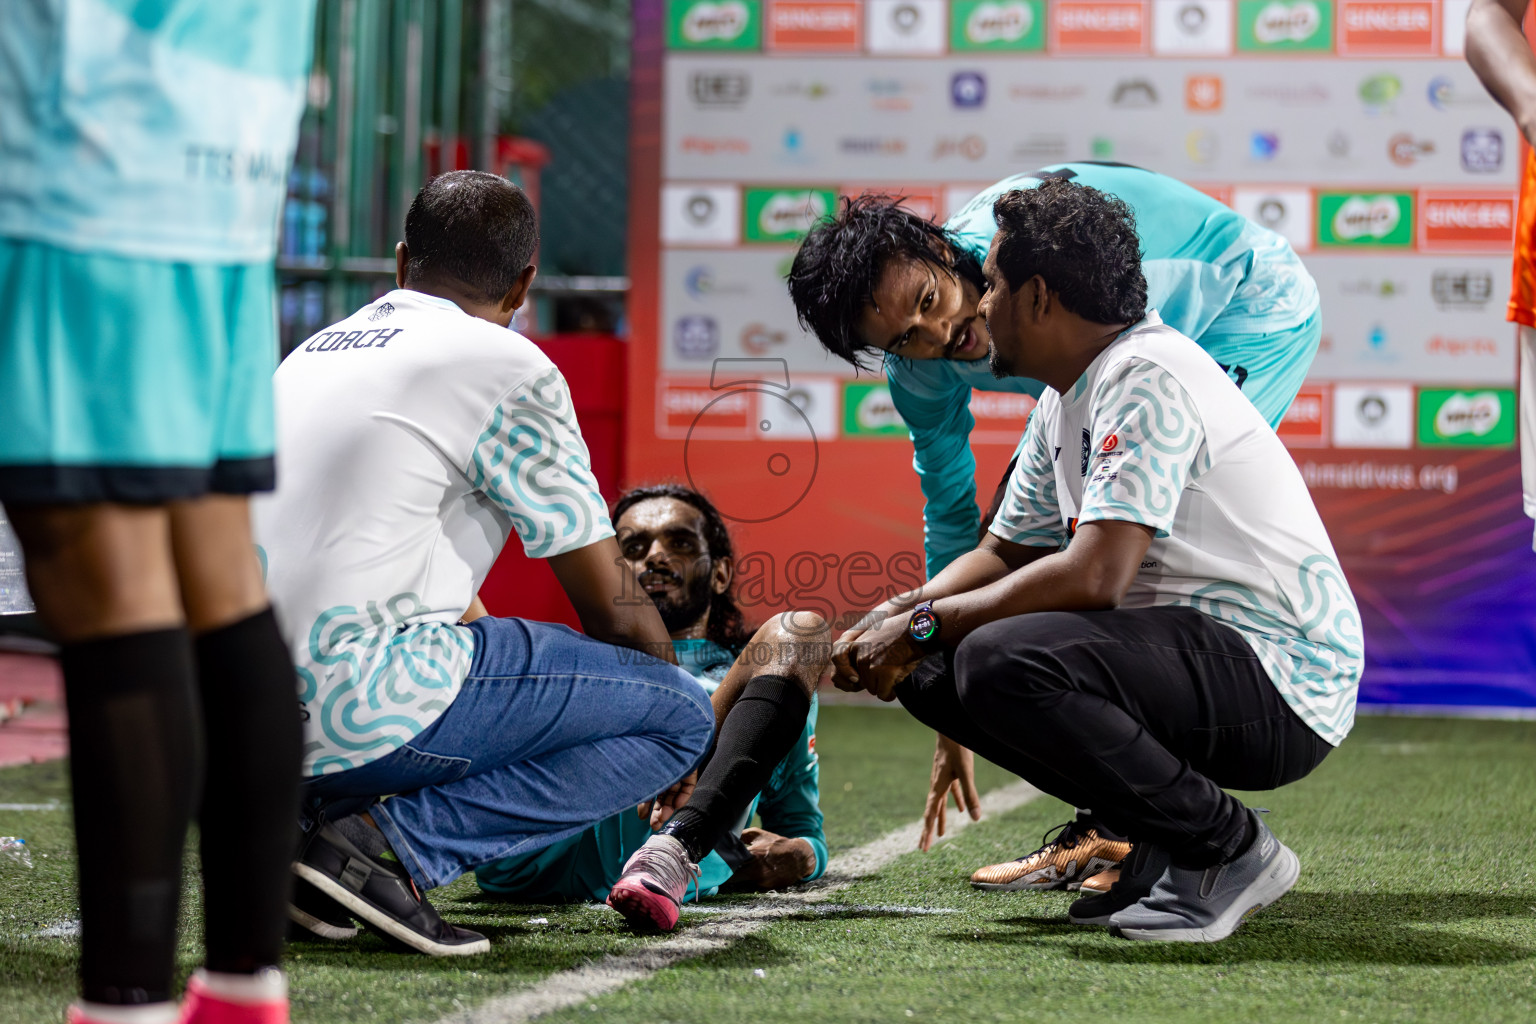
[194,607,302,974]
[660,674,811,863]
[62,629,202,1005]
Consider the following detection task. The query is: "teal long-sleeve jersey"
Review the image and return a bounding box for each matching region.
[891,163,1321,578]
[473,637,825,902]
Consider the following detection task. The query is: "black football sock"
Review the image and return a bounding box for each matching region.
[62,628,201,1005]
[194,607,302,974]
[660,674,811,863]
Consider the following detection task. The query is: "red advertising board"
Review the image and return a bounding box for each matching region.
[1337,1,1438,55]
[768,0,862,50]
[1050,0,1148,52]
[1418,191,1517,251]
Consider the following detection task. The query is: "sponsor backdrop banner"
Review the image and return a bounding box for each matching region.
[628,0,1536,711]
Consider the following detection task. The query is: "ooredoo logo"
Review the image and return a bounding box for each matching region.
[1101,433,1119,452]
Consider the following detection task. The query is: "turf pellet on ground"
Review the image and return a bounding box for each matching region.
[1,710,1533,1023]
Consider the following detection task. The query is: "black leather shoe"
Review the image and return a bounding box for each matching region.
[292,821,489,955]
[1068,841,1171,926]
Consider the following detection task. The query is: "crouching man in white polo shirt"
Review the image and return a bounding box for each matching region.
[252,172,715,955]
[833,179,1364,943]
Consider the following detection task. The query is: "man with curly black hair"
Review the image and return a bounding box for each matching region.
[788,163,1320,893]
[832,179,1362,943]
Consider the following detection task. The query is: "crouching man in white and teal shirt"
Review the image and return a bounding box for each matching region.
[831,179,1362,943]
[254,173,720,956]
[476,484,827,906]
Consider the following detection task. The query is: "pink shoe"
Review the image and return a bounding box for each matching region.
[606,834,700,931]
[178,970,288,1024]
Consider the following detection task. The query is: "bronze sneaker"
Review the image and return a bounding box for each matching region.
[971,819,1131,891]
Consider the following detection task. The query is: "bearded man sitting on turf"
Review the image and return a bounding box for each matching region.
[788,161,1321,896]
[474,484,827,923]
[831,179,1362,942]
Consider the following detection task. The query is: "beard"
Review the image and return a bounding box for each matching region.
[648,567,715,634]
[987,341,1012,379]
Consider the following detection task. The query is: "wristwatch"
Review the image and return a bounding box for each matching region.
[907,601,942,653]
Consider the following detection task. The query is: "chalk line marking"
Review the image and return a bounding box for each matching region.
[432,779,1040,1024]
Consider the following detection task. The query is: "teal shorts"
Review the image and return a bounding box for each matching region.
[0,236,279,504]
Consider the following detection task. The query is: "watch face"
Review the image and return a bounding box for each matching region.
[909,607,939,642]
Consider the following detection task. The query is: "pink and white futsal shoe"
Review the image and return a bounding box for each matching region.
[178,969,289,1024]
[606,834,700,932]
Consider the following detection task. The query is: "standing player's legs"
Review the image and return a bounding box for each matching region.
[9,505,198,1018]
[0,242,299,1018]
[169,496,301,983]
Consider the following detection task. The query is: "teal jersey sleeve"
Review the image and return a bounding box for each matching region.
[754,697,827,881]
[886,356,983,578]
[945,163,1318,340]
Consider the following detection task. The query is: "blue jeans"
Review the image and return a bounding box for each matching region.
[298,617,715,890]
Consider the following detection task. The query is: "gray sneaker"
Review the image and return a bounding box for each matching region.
[1108,811,1299,942]
[1067,841,1171,926]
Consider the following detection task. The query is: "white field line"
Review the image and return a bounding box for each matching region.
[0,801,64,811]
[433,779,1041,1024]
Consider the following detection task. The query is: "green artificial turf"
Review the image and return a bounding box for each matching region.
[1,710,1533,1023]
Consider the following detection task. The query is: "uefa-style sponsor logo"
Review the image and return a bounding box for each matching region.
[1052,0,1149,52]
[1460,128,1504,173]
[952,0,1046,50]
[1337,1,1436,54]
[673,316,720,359]
[661,185,740,245]
[1232,187,1313,251]
[1152,0,1235,55]
[1332,383,1412,448]
[867,0,947,54]
[1250,132,1280,161]
[1418,192,1515,251]
[1417,389,1516,447]
[1238,0,1333,51]
[667,0,762,49]
[1317,191,1413,247]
